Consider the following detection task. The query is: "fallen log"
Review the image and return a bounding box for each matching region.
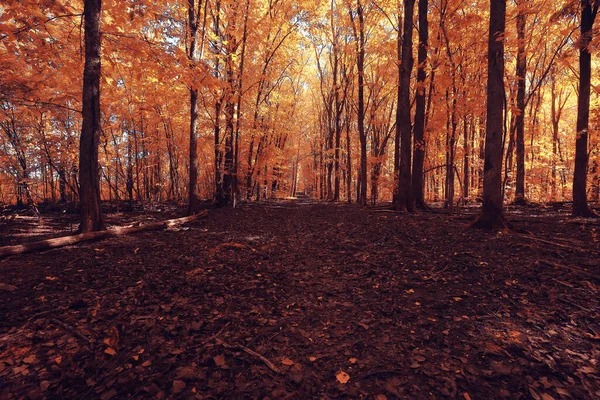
[0,210,208,258]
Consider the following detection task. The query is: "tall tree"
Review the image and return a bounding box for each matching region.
[350,0,368,207]
[572,0,599,217]
[514,0,527,204]
[79,0,105,232]
[395,0,415,211]
[472,0,508,229]
[187,0,203,215]
[412,0,428,210]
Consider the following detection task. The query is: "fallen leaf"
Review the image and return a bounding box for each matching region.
[463,393,472,400]
[213,354,228,369]
[349,357,357,364]
[141,360,152,367]
[175,366,201,379]
[40,381,50,391]
[23,355,36,364]
[104,348,116,356]
[376,395,388,400]
[579,366,596,374]
[54,356,62,365]
[415,355,426,362]
[0,283,17,291]
[554,388,570,396]
[336,370,350,384]
[281,358,294,366]
[410,362,421,369]
[172,380,186,394]
[100,389,117,400]
[309,356,317,362]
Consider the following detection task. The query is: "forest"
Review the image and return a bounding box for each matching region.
[1,0,600,398]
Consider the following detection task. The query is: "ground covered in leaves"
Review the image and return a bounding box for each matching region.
[1,200,600,399]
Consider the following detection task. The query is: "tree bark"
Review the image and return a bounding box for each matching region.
[395,0,415,211]
[356,0,368,207]
[412,0,428,210]
[473,0,509,230]
[573,0,599,217]
[514,3,527,204]
[79,0,105,233]
[187,0,201,214]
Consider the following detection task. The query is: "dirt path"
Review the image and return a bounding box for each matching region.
[1,201,599,399]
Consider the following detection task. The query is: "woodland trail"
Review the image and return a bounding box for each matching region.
[1,200,600,399]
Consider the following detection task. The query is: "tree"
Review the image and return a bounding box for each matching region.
[472,0,508,230]
[349,0,368,207]
[412,0,429,210]
[572,0,599,217]
[187,0,205,215]
[395,0,415,211]
[79,0,105,233]
[514,0,527,205]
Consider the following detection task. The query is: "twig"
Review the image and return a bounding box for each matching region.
[539,260,600,280]
[219,341,281,374]
[518,234,592,253]
[557,298,592,313]
[48,318,95,344]
[191,322,231,350]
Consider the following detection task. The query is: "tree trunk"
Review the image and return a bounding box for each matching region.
[412,0,428,209]
[187,0,202,214]
[473,0,509,230]
[356,0,368,207]
[573,0,599,217]
[514,4,527,204]
[79,0,105,233]
[395,0,415,211]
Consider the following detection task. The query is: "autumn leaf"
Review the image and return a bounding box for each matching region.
[104,348,116,356]
[336,370,350,384]
[172,380,186,394]
[281,358,294,366]
[213,354,228,369]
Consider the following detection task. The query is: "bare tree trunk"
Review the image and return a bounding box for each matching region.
[187,0,202,214]
[514,3,527,204]
[573,0,599,217]
[395,0,415,211]
[356,0,367,207]
[473,0,508,230]
[463,115,469,201]
[79,0,105,233]
[345,109,352,203]
[412,0,428,209]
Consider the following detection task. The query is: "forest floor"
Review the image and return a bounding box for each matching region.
[1,199,600,399]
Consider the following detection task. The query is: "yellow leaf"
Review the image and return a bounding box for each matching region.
[336,370,350,384]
